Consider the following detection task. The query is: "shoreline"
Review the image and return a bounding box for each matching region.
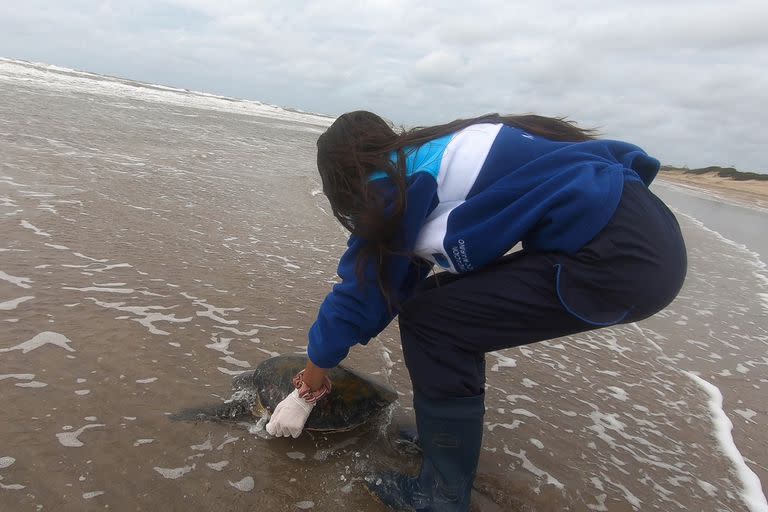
[656,171,768,211]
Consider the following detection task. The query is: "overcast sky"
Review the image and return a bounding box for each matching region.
[1,0,766,172]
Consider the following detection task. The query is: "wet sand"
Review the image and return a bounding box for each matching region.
[1,59,767,511]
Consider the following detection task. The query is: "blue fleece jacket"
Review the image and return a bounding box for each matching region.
[307,123,660,368]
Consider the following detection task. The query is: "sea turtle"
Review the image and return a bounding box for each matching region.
[173,355,398,433]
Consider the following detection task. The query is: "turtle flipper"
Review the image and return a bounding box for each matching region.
[169,398,253,423]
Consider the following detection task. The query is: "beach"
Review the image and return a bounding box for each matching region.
[1,58,766,512]
[657,170,768,211]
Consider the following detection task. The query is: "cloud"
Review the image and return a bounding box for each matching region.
[411,51,466,86]
[0,0,766,171]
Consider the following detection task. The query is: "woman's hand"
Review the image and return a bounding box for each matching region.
[265,360,330,438]
[301,360,329,391]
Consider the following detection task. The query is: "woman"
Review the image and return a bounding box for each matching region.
[266,111,687,511]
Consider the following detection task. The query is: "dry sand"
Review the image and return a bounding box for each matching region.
[657,171,768,210]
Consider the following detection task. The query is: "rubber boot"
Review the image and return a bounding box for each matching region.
[368,393,485,511]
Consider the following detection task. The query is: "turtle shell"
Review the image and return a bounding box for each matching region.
[235,355,397,432]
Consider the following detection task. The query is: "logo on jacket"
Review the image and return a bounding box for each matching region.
[450,239,474,272]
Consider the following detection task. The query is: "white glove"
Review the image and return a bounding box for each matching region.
[265,389,314,438]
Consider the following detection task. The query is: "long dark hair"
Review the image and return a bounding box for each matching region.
[316,111,597,306]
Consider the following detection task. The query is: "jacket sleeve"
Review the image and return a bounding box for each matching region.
[306,172,438,368]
